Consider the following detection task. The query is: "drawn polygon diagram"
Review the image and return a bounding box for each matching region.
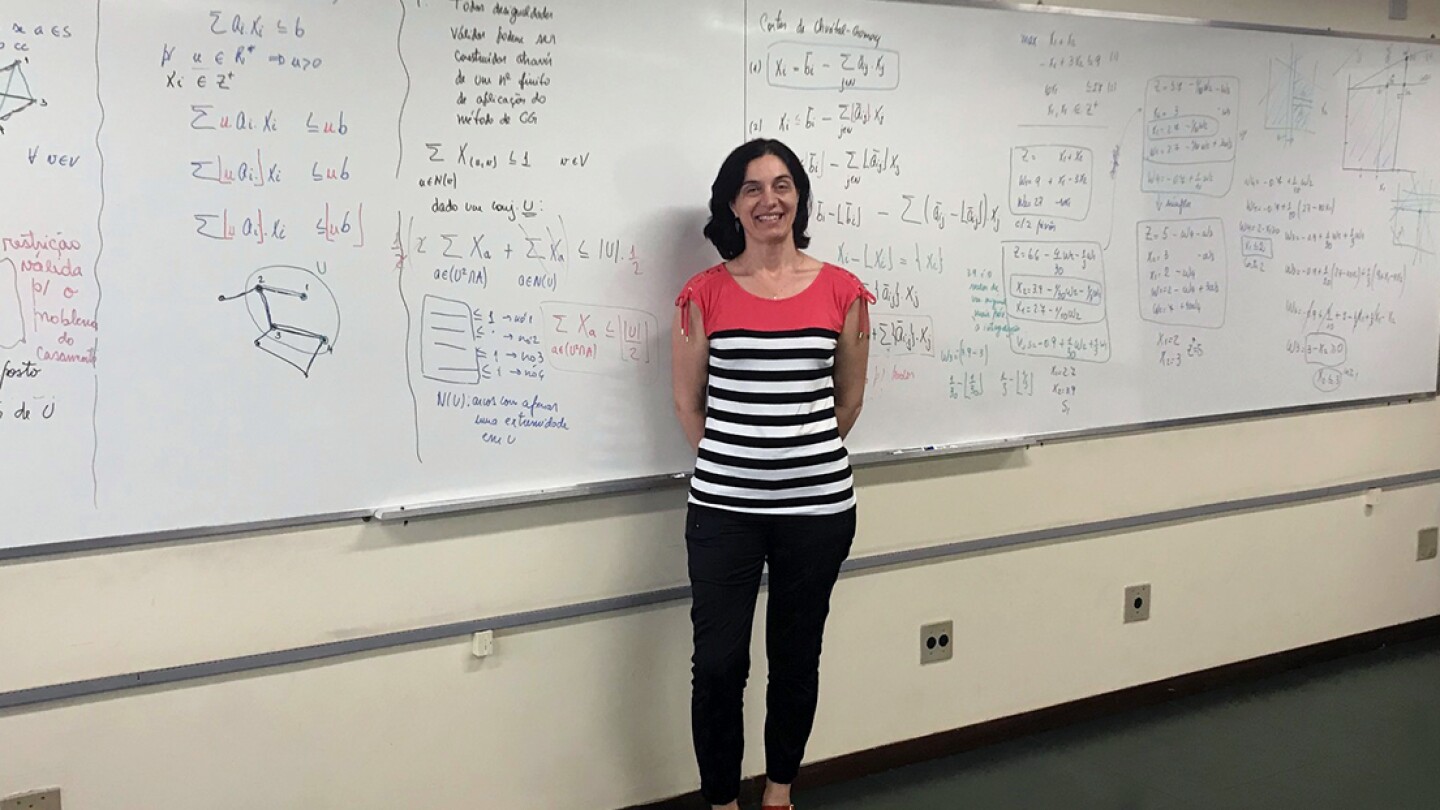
[0,258,24,349]
[1264,47,1316,144]
[0,59,43,131]
[1344,52,1430,172]
[218,264,339,377]
[1391,174,1440,255]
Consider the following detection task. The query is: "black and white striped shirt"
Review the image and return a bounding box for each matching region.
[677,264,874,515]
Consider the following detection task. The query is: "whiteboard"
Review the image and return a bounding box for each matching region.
[2,0,1437,551]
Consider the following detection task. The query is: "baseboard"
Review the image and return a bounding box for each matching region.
[628,614,1440,809]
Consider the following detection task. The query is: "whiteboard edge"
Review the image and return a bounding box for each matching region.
[371,473,691,521]
[2,392,1431,560]
[889,0,1440,46]
[0,510,375,563]
[6,467,1440,712]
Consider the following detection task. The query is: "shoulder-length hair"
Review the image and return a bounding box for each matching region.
[702,139,812,260]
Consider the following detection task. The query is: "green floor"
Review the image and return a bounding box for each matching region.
[800,633,1440,809]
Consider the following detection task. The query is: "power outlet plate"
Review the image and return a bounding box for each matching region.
[1419,527,1438,561]
[1124,584,1151,624]
[1,789,61,810]
[471,630,494,658]
[920,620,953,665]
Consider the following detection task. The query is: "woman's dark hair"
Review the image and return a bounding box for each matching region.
[703,138,812,260]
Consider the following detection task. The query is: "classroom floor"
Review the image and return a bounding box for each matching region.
[798,632,1440,809]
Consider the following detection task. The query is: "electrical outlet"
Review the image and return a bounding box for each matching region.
[1,789,61,810]
[1419,527,1438,561]
[920,620,953,665]
[471,630,494,658]
[1124,584,1151,624]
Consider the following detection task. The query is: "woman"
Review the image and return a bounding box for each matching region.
[672,138,874,810]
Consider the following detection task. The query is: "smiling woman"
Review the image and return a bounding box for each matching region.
[700,139,812,264]
[732,156,800,257]
[671,138,876,810]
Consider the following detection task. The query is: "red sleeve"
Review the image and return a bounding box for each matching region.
[830,265,877,335]
[675,265,725,338]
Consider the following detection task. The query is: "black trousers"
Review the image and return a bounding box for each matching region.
[685,503,856,806]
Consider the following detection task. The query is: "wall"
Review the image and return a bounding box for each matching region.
[4,2,1440,808]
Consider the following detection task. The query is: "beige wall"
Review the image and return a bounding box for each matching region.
[5,2,1440,808]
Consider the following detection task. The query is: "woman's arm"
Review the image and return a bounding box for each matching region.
[834,297,870,439]
[671,301,709,450]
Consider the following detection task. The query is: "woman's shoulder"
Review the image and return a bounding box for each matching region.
[819,262,876,302]
[675,264,731,314]
[679,263,728,293]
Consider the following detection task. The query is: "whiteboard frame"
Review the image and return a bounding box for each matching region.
[893,0,1440,46]
[3,0,1438,559]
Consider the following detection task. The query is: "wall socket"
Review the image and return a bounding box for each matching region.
[1,789,61,810]
[920,620,953,664]
[1124,584,1151,623]
[1419,527,1438,561]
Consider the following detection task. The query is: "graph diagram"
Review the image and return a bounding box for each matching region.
[218,264,340,377]
[1264,47,1316,144]
[1344,52,1430,172]
[0,59,43,132]
[1391,174,1440,255]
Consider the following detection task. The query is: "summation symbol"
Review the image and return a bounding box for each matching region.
[0,59,45,133]
[219,264,340,377]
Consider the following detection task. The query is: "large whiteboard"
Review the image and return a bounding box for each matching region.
[2,0,1437,551]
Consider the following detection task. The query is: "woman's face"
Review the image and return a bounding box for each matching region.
[731,154,798,248]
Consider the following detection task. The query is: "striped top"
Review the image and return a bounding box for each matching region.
[676,263,875,515]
